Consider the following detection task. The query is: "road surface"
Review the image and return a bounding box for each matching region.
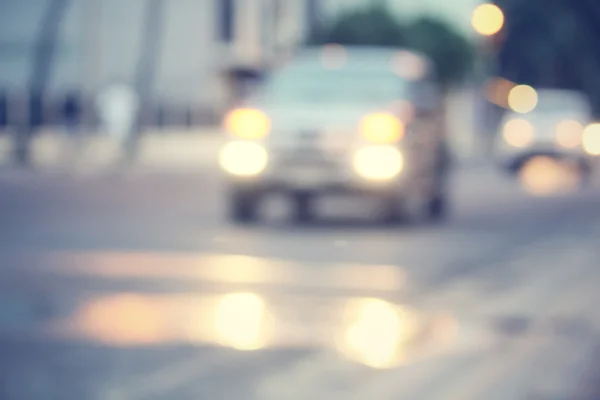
[0,164,599,399]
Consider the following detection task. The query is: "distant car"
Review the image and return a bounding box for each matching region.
[218,45,451,224]
[494,89,596,178]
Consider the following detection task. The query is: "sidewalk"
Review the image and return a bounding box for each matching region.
[0,128,225,173]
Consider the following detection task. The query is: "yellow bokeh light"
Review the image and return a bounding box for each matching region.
[471,3,505,36]
[555,120,583,148]
[519,156,580,196]
[224,108,271,139]
[70,294,170,346]
[338,299,418,369]
[360,112,404,143]
[582,123,600,155]
[503,118,534,148]
[214,292,269,351]
[508,85,538,114]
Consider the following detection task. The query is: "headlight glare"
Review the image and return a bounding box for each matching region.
[224,108,271,139]
[353,145,404,180]
[582,123,600,155]
[503,118,534,148]
[360,113,404,143]
[219,141,268,176]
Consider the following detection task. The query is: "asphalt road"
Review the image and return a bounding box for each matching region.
[1,164,600,399]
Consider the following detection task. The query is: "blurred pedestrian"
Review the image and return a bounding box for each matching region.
[96,83,139,166]
[62,91,81,137]
[61,91,83,166]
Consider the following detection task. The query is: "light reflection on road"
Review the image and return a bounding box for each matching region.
[519,156,582,196]
[7,250,460,368]
[45,252,406,293]
[44,290,459,369]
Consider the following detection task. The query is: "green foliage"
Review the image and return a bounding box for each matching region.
[308,5,475,88]
[309,5,406,47]
[405,17,475,89]
[496,0,600,115]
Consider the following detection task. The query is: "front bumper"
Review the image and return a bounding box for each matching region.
[223,151,407,194]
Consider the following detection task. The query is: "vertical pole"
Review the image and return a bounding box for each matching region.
[15,0,71,166]
[82,0,102,133]
[130,0,166,156]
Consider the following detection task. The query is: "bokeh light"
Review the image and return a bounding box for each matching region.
[508,85,538,114]
[337,299,418,369]
[224,108,271,139]
[555,120,583,148]
[68,294,170,346]
[471,3,505,36]
[503,118,534,148]
[214,292,270,351]
[582,123,600,155]
[392,51,427,81]
[360,112,405,143]
[519,156,581,196]
[485,76,515,108]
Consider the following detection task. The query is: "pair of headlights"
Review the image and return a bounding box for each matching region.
[218,141,404,181]
[503,119,600,155]
[224,108,405,144]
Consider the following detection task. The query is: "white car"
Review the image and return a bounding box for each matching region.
[218,46,451,224]
[495,89,597,176]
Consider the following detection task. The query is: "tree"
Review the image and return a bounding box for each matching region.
[405,17,475,89]
[308,5,475,89]
[309,5,406,48]
[494,0,600,115]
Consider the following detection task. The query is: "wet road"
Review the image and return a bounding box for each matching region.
[1,165,600,399]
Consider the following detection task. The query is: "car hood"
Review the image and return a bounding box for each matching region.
[255,103,393,150]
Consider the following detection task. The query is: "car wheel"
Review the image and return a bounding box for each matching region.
[291,192,315,223]
[229,189,259,223]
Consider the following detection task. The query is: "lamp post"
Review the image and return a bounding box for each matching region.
[471,2,505,159]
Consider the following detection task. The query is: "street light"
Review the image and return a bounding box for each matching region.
[471,2,505,160]
[471,3,505,36]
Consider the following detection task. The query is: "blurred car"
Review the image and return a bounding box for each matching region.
[218,45,451,224]
[494,89,596,179]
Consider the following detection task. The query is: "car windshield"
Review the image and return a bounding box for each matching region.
[533,92,589,114]
[257,67,409,105]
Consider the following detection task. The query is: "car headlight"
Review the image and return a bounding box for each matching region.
[353,145,404,180]
[503,118,534,148]
[582,123,600,155]
[555,120,583,148]
[224,108,271,139]
[219,141,268,176]
[360,112,405,143]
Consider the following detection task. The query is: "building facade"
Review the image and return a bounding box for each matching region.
[0,0,478,125]
[0,0,319,123]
